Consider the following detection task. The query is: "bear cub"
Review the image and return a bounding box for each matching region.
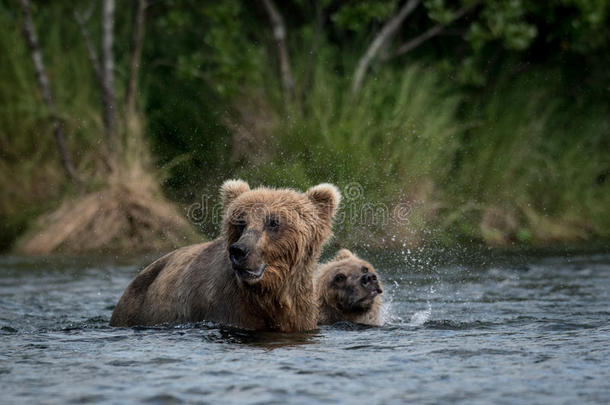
[315,249,383,326]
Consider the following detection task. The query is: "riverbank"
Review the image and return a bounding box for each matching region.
[1,2,608,254]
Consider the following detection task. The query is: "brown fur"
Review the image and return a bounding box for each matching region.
[110,180,341,332]
[314,249,383,326]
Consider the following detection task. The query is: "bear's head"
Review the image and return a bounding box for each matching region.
[317,249,383,314]
[220,179,341,289]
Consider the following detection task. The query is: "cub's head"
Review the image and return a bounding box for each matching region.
[316,249,383,318]
[220,179,341,287]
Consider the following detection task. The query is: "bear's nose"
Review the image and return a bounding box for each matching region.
[229,243,249,266]
[361,273,381,291]
[361,273,374,286]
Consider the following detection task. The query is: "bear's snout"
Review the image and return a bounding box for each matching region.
[229,239,266,283]
[360,273,382,294]
[229,243,249,267]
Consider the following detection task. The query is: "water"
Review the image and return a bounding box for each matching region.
[1,250,609,404]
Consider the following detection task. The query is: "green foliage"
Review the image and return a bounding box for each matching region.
[424,0,468,24]
[477,0,537,50]
[332,1,398,33]
[448,71,610,243]
[555,0,609,52]
[1,0,609,250]
[0,4,104,250]
[233,63,461,244]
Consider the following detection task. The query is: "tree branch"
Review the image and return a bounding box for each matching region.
[126,0,147,116]
[261,0,295,102]
[391,24,444,58]
[389,3,477,59]
[74,4,102,82]
[18,0,80,185]
[352,0,421,94]
[101,0,117,153]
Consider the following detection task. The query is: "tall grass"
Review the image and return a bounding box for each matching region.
[234,63,462,247]
[0,5,106,249]
[447,72,610,244]
[230,63,609,248]
[1,2,608,251]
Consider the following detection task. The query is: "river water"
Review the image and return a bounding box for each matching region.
[1,249,608,404]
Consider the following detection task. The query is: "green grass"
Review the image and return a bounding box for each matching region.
[0,5,108,250]
[232,63,462,246]
[1,2,608,252]
[229,63,609,248]
[446,72,610,244]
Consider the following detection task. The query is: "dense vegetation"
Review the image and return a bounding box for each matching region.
[1,0,608,253]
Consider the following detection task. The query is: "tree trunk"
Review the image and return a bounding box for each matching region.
[126,0,147,116]
[101,0,117,154]
[74,5,102,82]
[299,0,324,105]
[261,0,294,103]
[18,0,80,185]
[352,0,420,94]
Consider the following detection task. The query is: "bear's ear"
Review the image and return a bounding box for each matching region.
[306,183,341,223]
[334,249,354,261]
[220,179,250,211]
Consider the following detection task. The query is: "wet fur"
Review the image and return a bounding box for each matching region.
[314,249,383,326]
[110,180,341,332]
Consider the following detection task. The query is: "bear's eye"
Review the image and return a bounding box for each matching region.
[361,266,369,273]
[234,219,247,236]
[266,217,280,231]
[334,273,346,283]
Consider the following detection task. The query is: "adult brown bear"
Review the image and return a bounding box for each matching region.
[109,180,341,332]
[315,249,383,326]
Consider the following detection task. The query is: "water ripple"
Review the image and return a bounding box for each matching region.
[0,252,608,404]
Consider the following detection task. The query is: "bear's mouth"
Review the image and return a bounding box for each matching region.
[233,263,267,281]
[350,289,381,307]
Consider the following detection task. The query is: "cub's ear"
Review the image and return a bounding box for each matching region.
[220,179,250,212]
[334,249,355,261]
[306,183,341,223]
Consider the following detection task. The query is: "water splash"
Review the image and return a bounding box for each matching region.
[409,303,432,326]
[380,300,403,325]
[408,283,435,326]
